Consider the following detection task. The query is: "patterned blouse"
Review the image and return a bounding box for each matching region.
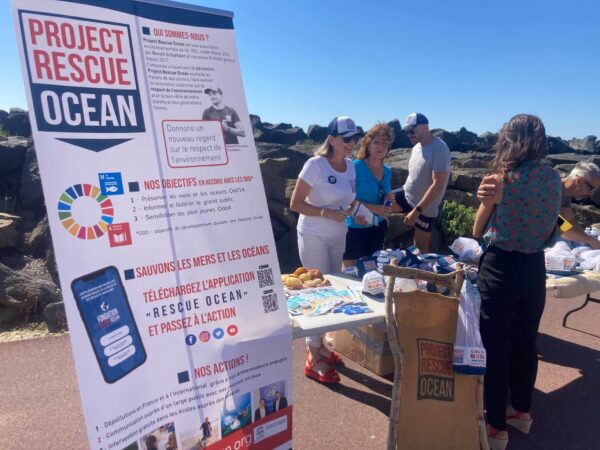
[483,160,562,253]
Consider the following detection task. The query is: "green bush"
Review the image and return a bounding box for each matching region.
[438,201,476,245]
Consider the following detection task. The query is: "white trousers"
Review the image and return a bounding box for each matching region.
[297,231,346,346]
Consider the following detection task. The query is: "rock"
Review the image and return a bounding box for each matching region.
[386,119,412,149]
[451,151,491,169]
[455,127,483,151]
[0,213,21,248]
[267,200,297,232]
[3,109,31,137]
[547,136,573,154]
[0,260,61,314]
[546,153,600,167]
[568,135,597,153]
[275,229,301,274]
[43,301,67,332]
[0,138,29,174]
[479,132,498,147]
[19,216,50,258]
[269,127,308,145]
[0,109,8,129]
[307,124,328,143]
[443,189,479,209]
[449,168,488,192]
[20,145,45,212]
[431,129,459,151]
[259,155,309,202]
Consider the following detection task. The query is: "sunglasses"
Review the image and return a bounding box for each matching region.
[582,178,596,193]
[341,135,360,144]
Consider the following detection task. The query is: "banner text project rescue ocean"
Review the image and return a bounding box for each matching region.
[19,12,145,134]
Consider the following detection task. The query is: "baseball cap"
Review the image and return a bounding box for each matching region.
[403,112,429,132]
[204,86,222,94]
[327,116,362,138]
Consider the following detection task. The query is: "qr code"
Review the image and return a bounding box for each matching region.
[257,266,274,288]
[262,290,279,313]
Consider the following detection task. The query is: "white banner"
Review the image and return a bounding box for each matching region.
[12,1,293,449]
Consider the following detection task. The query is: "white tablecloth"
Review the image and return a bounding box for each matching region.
[546,271,600,299]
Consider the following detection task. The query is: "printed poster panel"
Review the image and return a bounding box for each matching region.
[11,0,293,449]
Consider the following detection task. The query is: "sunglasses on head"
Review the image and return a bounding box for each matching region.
[341,135,359,143]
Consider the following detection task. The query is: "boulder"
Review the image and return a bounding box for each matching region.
[259,155,309,202]
[274,229,301,274]
[443,189,479,209]
[0,109,8,129]
[386,119,412,149]
[0,260,61,314]
[431,129,459,151]
[449,168,488,192]
[3,109,31,137]
[454,127,483,151]
[20,145,45,212]
[307,124,328,143]
[0,138,29,174]
[0,213,21,248]
[269,127,308,145]
[19,215,50,258]
[43,301,67,332]
[568,135,597,153]
[547,136,573,154]
[479,132,498,147]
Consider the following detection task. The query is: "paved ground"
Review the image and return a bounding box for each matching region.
[0,292,599,449]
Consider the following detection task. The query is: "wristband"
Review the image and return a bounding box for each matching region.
[320,208,325,217]
[415,205,423,213]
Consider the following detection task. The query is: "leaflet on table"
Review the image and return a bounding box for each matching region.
[12,1,293,449]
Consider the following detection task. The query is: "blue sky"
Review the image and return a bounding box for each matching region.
[1,0,598,139]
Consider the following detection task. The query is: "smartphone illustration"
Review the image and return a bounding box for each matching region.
[71,266,147,383]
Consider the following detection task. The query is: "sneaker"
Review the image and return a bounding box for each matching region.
[487,425,508,450]
[506,406,533,434]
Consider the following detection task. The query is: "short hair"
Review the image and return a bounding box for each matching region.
[568,161,600,182]
[356,123,394,160]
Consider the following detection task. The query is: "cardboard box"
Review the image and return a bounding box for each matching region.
[332,323,395,376]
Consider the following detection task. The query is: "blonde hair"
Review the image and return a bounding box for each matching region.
[357,123,394,160]
[490,114,547,177]
[314,138,334,157]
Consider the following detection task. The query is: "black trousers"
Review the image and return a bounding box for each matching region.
[478,246,546,430]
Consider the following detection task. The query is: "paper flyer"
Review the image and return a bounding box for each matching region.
[11,0,293,448]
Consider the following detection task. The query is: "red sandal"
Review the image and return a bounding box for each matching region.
[304,358,340,384]
[319,345,345,366]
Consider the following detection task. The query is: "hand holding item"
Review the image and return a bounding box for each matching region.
[404,207,419,226]
[221,119,229,131]
[371,203,391,218]
[477,174,503,207]
[321,207,347,222]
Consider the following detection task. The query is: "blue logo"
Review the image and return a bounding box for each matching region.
[212,328,225,339]
[98,172,124,195]
[185,334,197,346]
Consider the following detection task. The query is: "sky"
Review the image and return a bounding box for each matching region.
[1,0,599,139]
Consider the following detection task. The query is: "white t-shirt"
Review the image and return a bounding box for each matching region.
[297,156,356,237]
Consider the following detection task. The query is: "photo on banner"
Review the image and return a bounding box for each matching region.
[11,0,293,449]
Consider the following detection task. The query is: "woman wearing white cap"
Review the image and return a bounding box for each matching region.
[290,116,363,384]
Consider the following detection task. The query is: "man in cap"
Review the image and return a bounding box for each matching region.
[478,160,600,249]
[390,113,451,252]
[202,87,245,144]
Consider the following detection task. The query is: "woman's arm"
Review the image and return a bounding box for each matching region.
[289,178,347,222]
[473,174,503,237]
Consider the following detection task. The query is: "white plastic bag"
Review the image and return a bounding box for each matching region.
[453,278,486,375]
[449,237,483,265]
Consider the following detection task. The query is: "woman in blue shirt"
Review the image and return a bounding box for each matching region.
[343,123,394,268]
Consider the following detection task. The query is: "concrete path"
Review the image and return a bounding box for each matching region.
[0,293,599,449]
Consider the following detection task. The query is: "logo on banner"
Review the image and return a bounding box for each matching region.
[19,11,145,150]
[58,183,114,239]
[417,339,454,401]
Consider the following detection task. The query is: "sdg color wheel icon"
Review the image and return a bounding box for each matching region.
[58,184,114,239]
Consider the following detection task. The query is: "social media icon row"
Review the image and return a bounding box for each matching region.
[185,325,239,346]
